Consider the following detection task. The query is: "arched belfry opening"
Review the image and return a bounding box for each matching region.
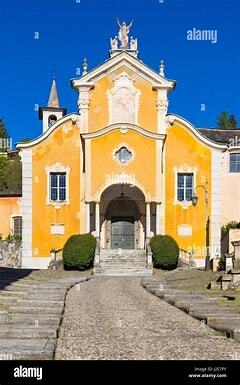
[99,184,146,249]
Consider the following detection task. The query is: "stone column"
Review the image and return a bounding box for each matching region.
[85,202,90,233]
[146,202,151,238]
[155,87,169,134]
[95,202,100,238]
[75,83,94,133]
[156,202,161,235]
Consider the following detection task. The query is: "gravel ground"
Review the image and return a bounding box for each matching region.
[55,277,240,360]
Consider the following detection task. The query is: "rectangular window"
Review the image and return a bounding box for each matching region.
[50,173,66,201]
[229,153,240,173]
[13,216,22,237]
[177,173,193,201]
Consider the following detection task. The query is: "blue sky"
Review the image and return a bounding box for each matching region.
[0,0,239,146]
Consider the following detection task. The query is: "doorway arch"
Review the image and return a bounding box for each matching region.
[100,184,145,249]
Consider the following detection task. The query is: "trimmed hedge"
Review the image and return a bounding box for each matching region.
[63,233,96,270]
[150,235,179,270]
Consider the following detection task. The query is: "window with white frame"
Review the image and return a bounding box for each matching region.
[50,172,66,201]
[229,153,240,173]
[115,146,132,164]
[177,173,193,201]
[12,216,22,237]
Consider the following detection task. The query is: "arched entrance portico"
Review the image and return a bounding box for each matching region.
[100,184,145,249]
[87,183,162,251]
[100,184,146,249]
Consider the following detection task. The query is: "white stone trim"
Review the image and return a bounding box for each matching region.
[76,83,94,133]
[71,51,176,90]
[107,71,141,126]
[10,214,22,236]
[22,257,51,269]
[173,165,198,208]
[178,224,192,237]
[193,258,205,268]
[227,149,240,174]
[50,224,65,235]
[112,142,135,166]
[85,140,91,200]
[168,114,227,150]
[95,175,148,202]
[20,149,33,269]
[155,88,169,134]
[42,111,64,134]
[45,162,70,206]
[211,150,221,259]
[81,123,165,140]
[17,114,79,149]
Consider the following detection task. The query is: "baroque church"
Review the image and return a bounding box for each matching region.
[10,21,240,272]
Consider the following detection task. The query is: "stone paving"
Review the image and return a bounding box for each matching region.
[55,276,240,360]
[0,268,90,360]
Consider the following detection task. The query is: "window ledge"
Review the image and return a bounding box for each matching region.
[174,200,192,209]
[46,200,70,207]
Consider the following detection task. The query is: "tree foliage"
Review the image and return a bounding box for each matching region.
[0,154,22,191]
[221,221,240,239]
[0,119,9,139]
[217,111,238,129]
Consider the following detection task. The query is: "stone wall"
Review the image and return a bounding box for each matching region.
[0,241,22,268]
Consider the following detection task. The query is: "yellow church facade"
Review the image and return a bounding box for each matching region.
[17,31,224,270]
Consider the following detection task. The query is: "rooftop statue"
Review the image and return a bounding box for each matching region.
[117,18,133,49]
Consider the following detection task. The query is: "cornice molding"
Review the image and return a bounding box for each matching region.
[81,123,166,141]
[71,52,176,91]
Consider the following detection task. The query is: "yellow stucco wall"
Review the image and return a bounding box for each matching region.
[0,197,21,238]
[91,129,156,199]
[32,120,81,257]
[88,65,157,132]
[25,64,213,262]
[165,122,212,258]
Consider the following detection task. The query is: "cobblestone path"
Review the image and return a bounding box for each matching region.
[55,277,240,360]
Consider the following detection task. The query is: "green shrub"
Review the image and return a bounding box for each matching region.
[150,235,179,270]
[221,221,240,239]
[63,233,96,270]
[5,234,22,242]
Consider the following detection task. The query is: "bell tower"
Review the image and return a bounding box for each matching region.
[39,78,67,133]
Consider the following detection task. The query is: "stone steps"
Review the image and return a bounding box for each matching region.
[0,313,61,326]
[94,269,152,276]
[0,296,22,306]
[0,325,57,339]
[99,263,147,268]
[142,276,240,343]
[26,293,65,300]
[9,305,63,315]
[0,290,26,297]
[15,300,64,307]
[95,249,152,276]
[0,339,56,360]
[0,268,92,359]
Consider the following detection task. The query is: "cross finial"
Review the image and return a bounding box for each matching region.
[159,59,165,77]
[82,58,88,76]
